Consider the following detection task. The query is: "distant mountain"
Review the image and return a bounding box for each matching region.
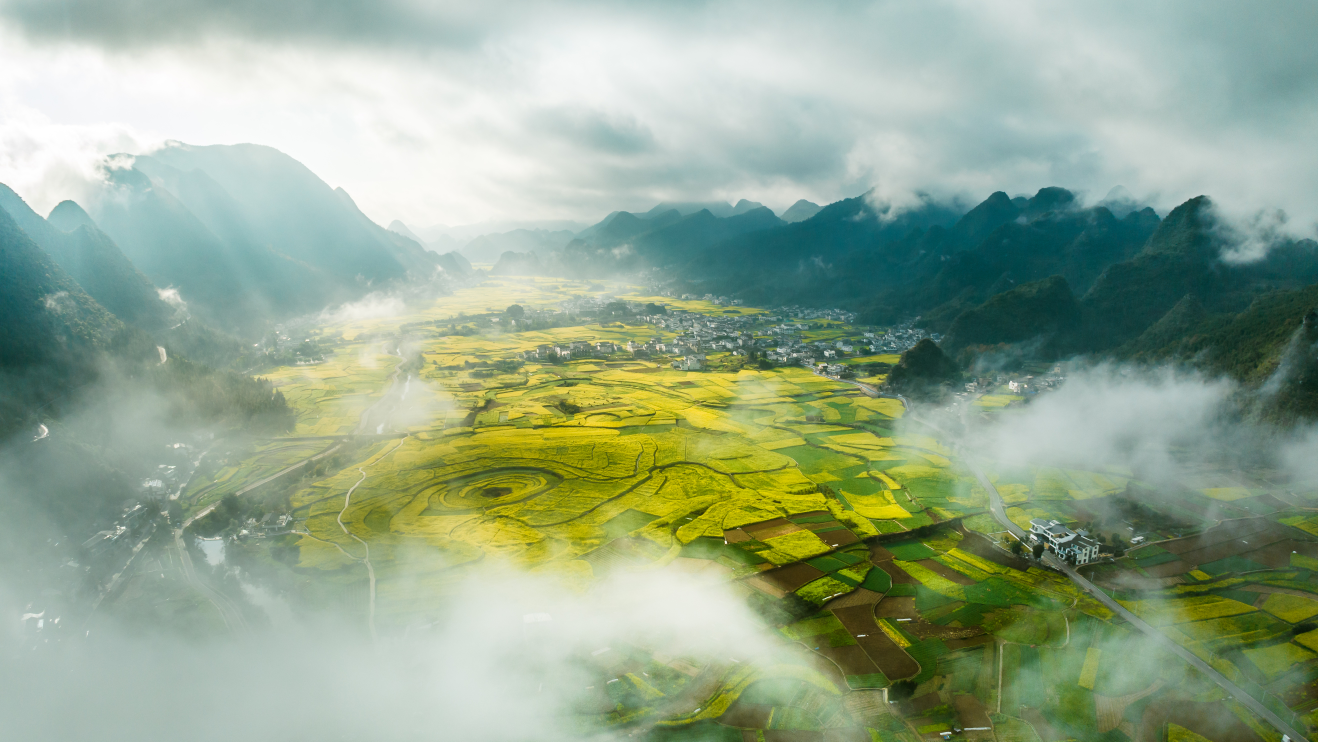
[490,251,542,276]
[463,228,577,264]
[82,143,441,333]
[0,186,174,331]
[685,190,968,306]
[387,220,426,245]
[642,201,738,219]
[551,206,785,277]
[780,199,822,223]
[416,219,587,245]
[140,144,437,281]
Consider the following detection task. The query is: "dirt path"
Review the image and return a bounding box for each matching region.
[336,435,409,639]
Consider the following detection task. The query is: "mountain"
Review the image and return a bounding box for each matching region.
[942,275,1082,353]
[733,199,766,215]
[463,228,577,264]
[1080,196,1318,350]
[686,190,968,306]
[387,220,427,245]
[491,251,542,276]
[0,206,122,432]
[780,199,822,223]
[550,206,786,277]
[907,197,1160,332]
[885,339,959,399]
[0,186,175,331]
[138,145,437,281]
[642,201,739,218]
[83,143,442,333]
[436,251,473,277]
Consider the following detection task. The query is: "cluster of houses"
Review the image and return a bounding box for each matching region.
[959,366,1068,400]
[1028,518,1101,565]
[521,340,619,361]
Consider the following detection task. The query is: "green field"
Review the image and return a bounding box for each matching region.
[193,279,1318,741]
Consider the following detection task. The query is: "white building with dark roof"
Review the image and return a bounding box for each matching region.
[1028,518,1100,565]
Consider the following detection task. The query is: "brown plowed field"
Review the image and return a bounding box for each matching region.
[820,529,860,548]
[868,544,896,562]
[1159,520,1272,555]
[958,531,1033,571]
[1140,560,1191,578]
[760,563,827,592]
[833,604,919,680]
[816,644,880,676]
[724,528,752,543]
[718,700,773,728]
[1136,696,1263,742]
[827,588,884,609]
[877,561,915,584]
[1247,538,1318,569]
[873,597,918,619]
[744,517,793,536]
[945,634,993,650]
[1175,529,1287,566]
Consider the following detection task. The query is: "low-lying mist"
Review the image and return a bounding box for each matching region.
[945,362,1318,489]
[4,562,774,741]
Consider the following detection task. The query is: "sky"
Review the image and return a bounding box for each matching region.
[0,0,1316,232]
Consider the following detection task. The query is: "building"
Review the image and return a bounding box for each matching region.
[1029,518,1100,565]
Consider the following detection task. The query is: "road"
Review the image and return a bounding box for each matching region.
[829,372,1311,741]
[944,406,1309,742]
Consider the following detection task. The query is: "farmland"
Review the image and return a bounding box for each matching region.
[185,278,1318,742]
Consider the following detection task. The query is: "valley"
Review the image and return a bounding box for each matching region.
[140,278,1318,742]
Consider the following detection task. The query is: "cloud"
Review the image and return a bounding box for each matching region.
[970,364,1238,480]
[1215,207,1295,264]
[0,101,159,216]
[1,2,1317,229]
[320,292,407,325]
[2,562,774,741]
[156,286,186,309]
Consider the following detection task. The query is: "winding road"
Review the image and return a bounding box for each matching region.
[937,395,1308,742]
[813,366,1307,741]
[336,435,409,641]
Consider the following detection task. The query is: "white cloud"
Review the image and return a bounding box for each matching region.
[0,2,1316,233]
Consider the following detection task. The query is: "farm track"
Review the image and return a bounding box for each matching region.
[337,435,410,640]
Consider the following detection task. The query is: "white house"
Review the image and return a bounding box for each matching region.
[1028,518,1100,565]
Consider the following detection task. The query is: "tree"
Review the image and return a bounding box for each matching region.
[1010,540,1024,556]
[1032,542,1045,559]
[505,304,525,320]
[888,680,917,701]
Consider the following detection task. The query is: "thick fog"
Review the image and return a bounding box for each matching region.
[0,350,776,742]
[956,362,1318,488]
[3,565,775,741]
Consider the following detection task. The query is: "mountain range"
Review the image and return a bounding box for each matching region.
[5,139,1318,427]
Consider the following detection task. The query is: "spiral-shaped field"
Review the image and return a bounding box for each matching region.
[437,467,564,509]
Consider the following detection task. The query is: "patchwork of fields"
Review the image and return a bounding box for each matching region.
[190,279,1318,742]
